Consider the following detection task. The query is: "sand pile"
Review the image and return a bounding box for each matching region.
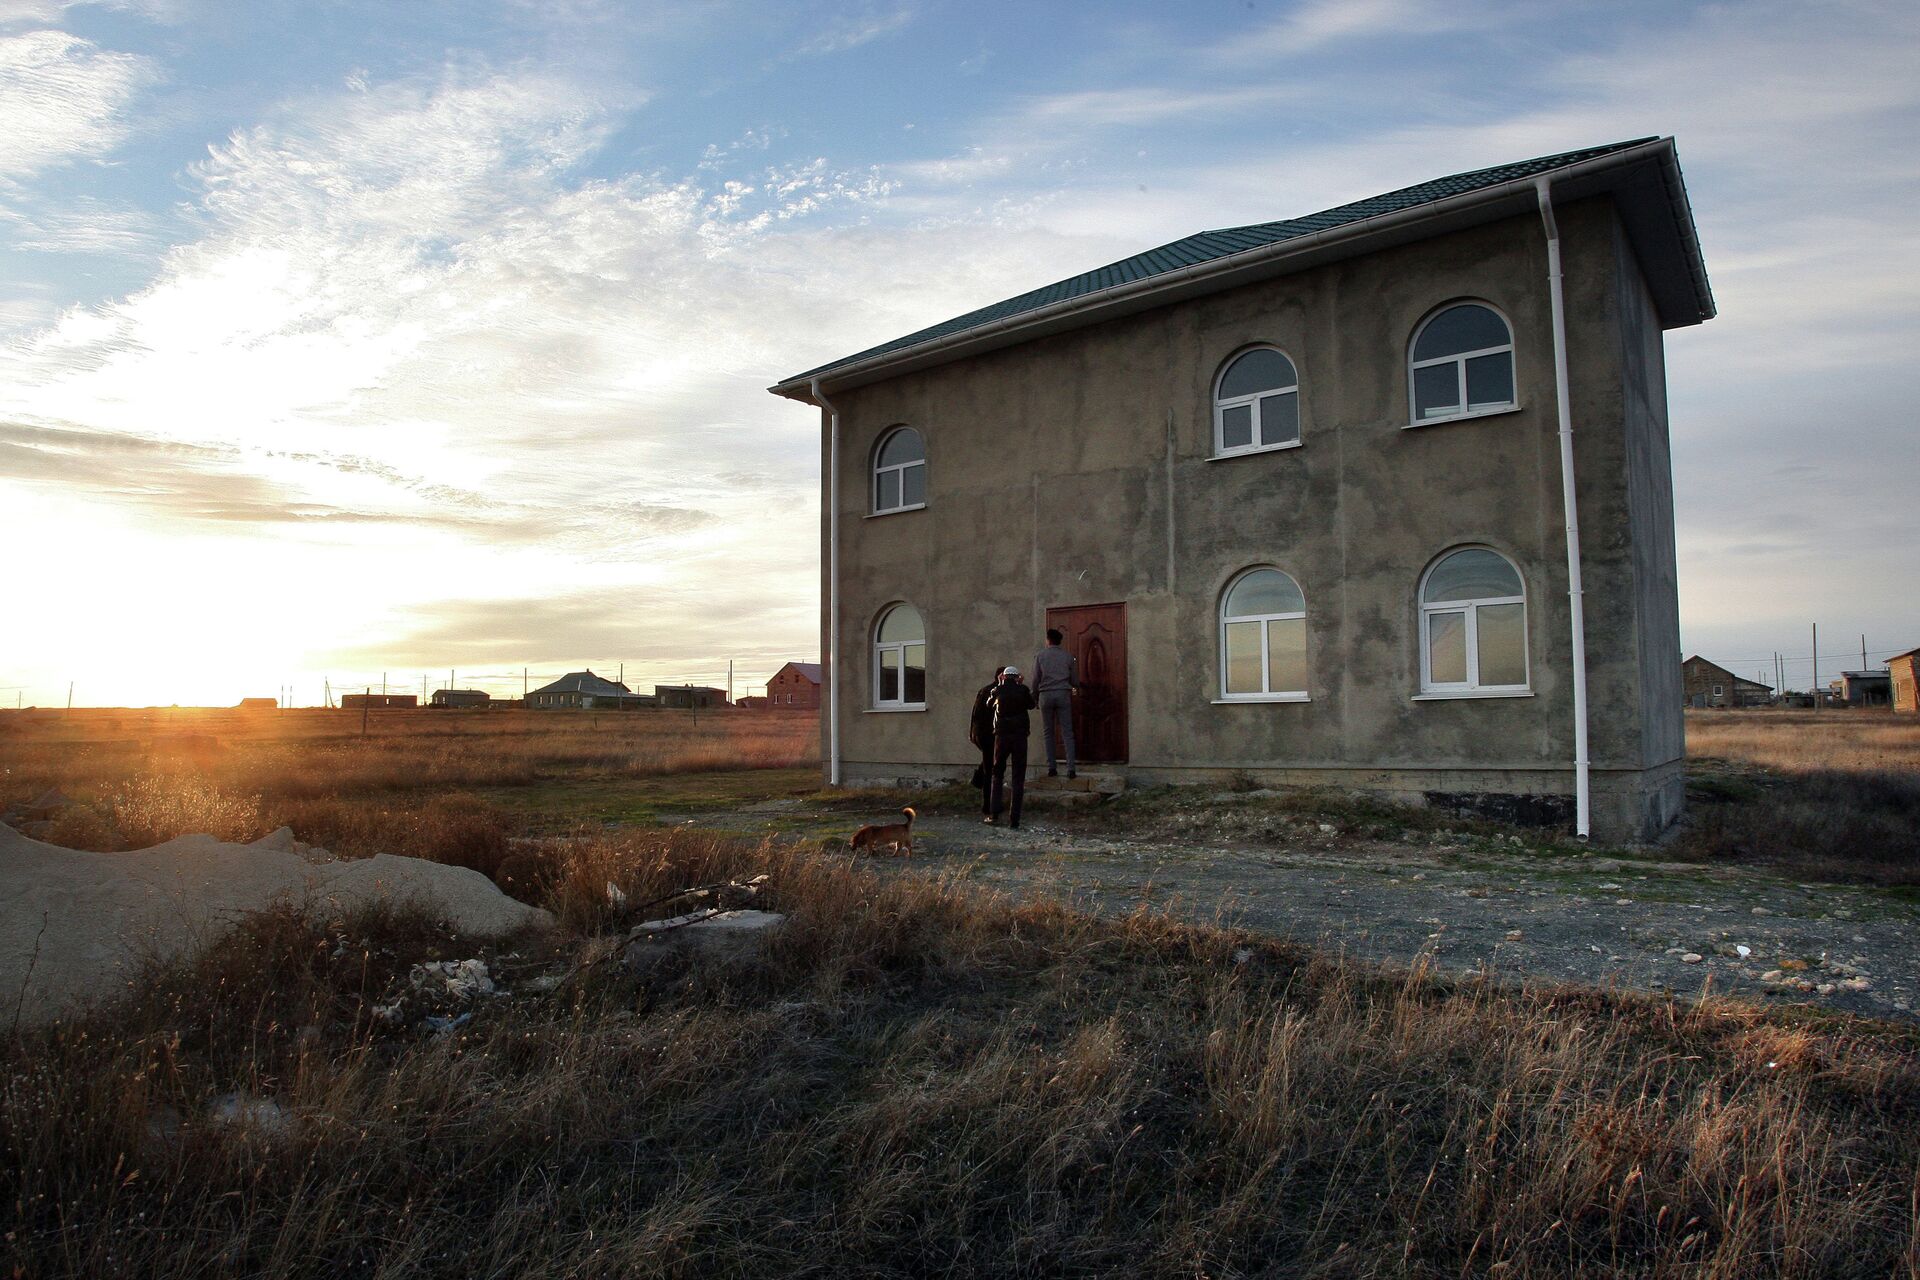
[0,823,554,1026]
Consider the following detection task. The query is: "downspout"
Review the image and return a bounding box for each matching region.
[809,377,842,786]
[1536,177,1591,838]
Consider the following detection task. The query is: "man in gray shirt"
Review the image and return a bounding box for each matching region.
[1032,628,1079,778]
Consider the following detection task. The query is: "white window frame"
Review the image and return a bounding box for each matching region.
[1216,567,1310,703]
[871,426,927,516]
[871,602,927,711]
[1416,548,1530,698]
[1212,346,1302,459]
[1406,302,1517,428]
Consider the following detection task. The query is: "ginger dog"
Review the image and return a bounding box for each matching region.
[849,806,916,856]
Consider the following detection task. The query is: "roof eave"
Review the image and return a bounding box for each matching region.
[770,137,1713,403]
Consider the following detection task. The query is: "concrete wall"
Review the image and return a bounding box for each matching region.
[817,197,1685,841]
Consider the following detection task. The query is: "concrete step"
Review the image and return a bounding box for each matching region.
[1025,770,1127,796]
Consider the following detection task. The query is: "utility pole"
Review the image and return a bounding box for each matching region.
[325,678,332,709]
[67,682,73,716]
[727,658,734,706]
[382,671,387,697]
[1812,623,1819,711]
[523,667,528,700]
[362,687,371,736]
[618,662,624,688]
[1862,635,1868,671]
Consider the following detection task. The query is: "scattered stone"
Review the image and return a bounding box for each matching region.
[209,1093,291,1137]
[1615,898,1633,906]
[1815,983,1837,996]
[1597,883,1622,891]
[1751,907,1772,916]
[1590,859,1622,873]
[1317,823,1335,834]
[1761,970,1785,983]
[1680,953,1704,964]
[1780,958,1810,972]
[1504,930,1523,942]
[410,959,496,1000]
[1840,977,1872,992]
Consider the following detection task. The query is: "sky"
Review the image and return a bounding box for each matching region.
[0,0,1914,707]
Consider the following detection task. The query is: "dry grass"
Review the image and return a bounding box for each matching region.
[0,706,817,862]
[4,828,1916,1279]
[1677,710,1920,885]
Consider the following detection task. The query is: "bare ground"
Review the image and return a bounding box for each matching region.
[683,790,1920,1022]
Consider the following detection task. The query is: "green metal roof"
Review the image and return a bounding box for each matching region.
[775,138,1711,396]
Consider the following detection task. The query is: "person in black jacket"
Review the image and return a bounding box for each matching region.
[986,666,1035,828]
[967,668,1000,815]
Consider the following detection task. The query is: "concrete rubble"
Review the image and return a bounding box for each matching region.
[0,821,553,1026]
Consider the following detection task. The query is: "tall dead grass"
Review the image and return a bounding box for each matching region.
[3,828,1915,1278]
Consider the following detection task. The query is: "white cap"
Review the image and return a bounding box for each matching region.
[1001,666,1020,677]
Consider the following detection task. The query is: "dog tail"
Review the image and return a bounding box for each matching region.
[902,806,916,823]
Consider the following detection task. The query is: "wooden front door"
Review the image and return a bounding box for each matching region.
[1044,603,1127,763]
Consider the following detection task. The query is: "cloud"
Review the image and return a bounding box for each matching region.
[794,4,916,57]
[0,29,155,181]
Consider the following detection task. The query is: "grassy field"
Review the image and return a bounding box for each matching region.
[0,705,819,862]
[1680,708,1920,885]
[3,707,1919,1276]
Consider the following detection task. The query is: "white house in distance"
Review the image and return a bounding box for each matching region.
[770,139,1714,842]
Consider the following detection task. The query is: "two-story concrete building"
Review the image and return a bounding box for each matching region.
[770,139,1714,841]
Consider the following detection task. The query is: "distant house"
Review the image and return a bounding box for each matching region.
[430,689,491,709]
[1890,649,1919,713]
[1835,670,1891,709]
[236,697,278,710]
[1681,656,1771,708]
[763,662,823,709]
[528,671,655,710]
[655,685,728,710]
[340,693,419,710]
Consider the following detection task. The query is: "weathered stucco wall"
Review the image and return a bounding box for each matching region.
[816,197,1685,840]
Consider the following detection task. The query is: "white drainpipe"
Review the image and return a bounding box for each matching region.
[1536,176,1591,838]
[809,377,842,786]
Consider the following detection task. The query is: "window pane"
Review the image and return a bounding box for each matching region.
[1225,568,1304,618]
[1258,391,1299,446]
[1219,348,1297,399]
[1464,351,1514,409]
[1424,548,1522,603]
[1476,603,1526,686]
[876,468,901,511]
[879,648,900,702]
[900,461,926,507]
[877,603,925,644]
[1267,617,1307,693]
[1428,611,1467,684]
[1413,363,1460,419]
[1412,304,1510,362]
[903,643,926,702]
[1225,620,1262,694]
[878,428,924,468]
[1220,404,1253,450]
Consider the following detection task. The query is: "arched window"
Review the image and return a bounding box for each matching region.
[872,427,926,514]
[1408,303,1515,424]
[1419,547,1528,694]
[872,602,926,708]
[1213,347,1300,456]
[1220,567,1308,699]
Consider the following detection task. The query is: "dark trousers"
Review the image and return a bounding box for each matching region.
[1039,689,1075,773]
[975,740,995,813]
[991,734,1028,825]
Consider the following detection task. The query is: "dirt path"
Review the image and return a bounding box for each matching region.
[685,798,1920,1022]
